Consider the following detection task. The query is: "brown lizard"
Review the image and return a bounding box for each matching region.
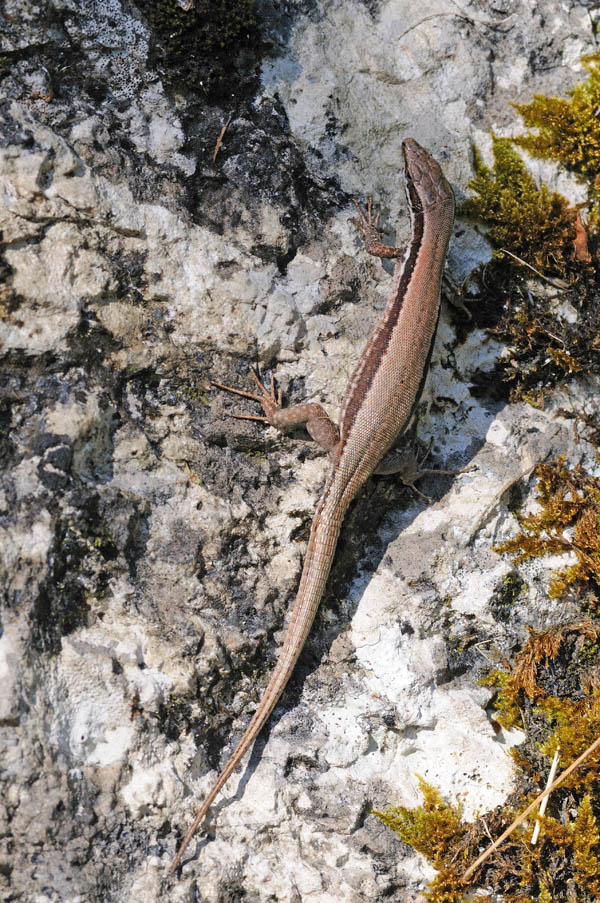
[171,138,456,871]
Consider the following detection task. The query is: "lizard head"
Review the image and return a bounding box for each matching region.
[402,138,455,214]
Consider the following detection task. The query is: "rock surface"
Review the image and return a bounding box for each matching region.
[1,1,599,900]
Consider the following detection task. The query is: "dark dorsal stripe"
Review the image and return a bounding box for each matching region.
[338,206,425,450]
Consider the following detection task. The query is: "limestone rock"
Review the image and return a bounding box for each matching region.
[1,1,598,901]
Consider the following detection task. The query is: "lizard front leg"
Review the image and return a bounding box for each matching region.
[350,197,406,259]
[212,366,340,454]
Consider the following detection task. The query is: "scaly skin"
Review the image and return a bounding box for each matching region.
[170,138,455,872]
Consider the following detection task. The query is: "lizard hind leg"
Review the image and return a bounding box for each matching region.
[212,366,340,453]
[375,439,473,503]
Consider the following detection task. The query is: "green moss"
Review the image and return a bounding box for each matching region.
[182,383,209,406]
[489,572,526,622]
[495,458,600,603]
[462,57,600,277]
[572,795,600,892]
[461,135,577,275]
[460,59,600,404]
[513,55,600,184]
[534,693,600,789]
[373,778,464,868]
[373,779,470,903]
[421,870,469,903]
[241,448,268,462]
[484,620,600,731]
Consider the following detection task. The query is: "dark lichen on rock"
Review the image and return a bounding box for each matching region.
[489,572,526,623]
[134,0,263,100]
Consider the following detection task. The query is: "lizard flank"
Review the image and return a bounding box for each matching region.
[171,138,455,872]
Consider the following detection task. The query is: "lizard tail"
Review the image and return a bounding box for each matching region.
[170,497,343,872]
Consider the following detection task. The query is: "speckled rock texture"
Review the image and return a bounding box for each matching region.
[1,1,599,901]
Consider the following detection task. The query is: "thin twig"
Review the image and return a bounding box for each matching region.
[463,733,600,881]
[497,248,570,289]
[448,0,514,28]
[397,7,513,41]
[212,114,232,164]
[531,746,559,845]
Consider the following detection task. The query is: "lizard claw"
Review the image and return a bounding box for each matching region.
[349,197,380,239]
[249,366,282,407]
[212,367,282,423]
[350,197,403,260]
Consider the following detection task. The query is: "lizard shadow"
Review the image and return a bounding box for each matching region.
[284,440,485,694]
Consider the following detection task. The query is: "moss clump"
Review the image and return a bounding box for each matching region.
[461,135,578,275]
[373,777,464,869]
[513,55,600,185]
[461,59,600,404]
[571,795,600,893]
[374,779,470,903]
[495,458,600,603]
[534,693,600,782]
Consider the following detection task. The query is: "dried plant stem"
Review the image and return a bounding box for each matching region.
[497,248,569,288]
[463,734,600,881]
[531,746,559,845]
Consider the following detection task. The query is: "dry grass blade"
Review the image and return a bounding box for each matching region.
[462,733,600,880]
[497,248,570,288]
[531,746,560,845]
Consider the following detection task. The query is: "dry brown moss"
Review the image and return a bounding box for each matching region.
[485,620,600,730]
[480,276,600,404]
[495,458,600,603]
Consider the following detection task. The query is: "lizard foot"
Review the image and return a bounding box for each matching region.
[212,366,282,423]
[350,198,403,260]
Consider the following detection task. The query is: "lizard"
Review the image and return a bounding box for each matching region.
[170,137,456,872]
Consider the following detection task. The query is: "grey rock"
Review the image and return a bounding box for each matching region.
[1,1,599,901]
